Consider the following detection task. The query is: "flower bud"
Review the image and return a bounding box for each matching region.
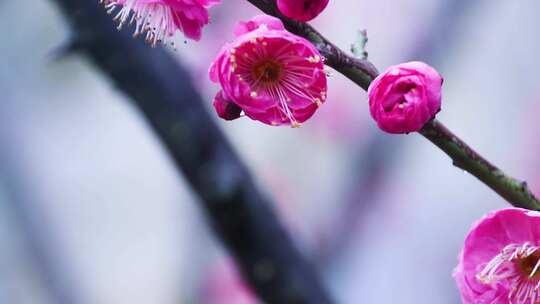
[277,0,329,22]
[213,91,242,121]
[368,61,443,134]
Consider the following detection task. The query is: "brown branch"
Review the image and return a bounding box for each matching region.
[246,0,540,210]
[420,121,540,211]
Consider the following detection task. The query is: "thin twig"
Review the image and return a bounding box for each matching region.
[50,1,335,303]
[420,121,540,211]
[246,0,540,211]
[317,0,483,265]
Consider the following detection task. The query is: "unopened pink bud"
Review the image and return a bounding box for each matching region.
[368,61,443,134]
[277,0,329,22]
[213,91,242,121]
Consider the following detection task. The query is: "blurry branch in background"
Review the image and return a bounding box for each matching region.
[0,127,83,304]
[315,135,392,264]
[50,1,334,303]
[316,0,478,266]
[246,0,540,211]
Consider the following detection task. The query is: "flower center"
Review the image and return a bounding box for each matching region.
[228,37,326,127]
[252,60,282,84]
[518,253,540,278]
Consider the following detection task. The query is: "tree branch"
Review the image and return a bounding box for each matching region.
[50,1,334,303]
[420,121,540,211]
[246,0,540,211]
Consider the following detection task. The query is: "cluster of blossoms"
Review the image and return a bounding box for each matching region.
[104,0,331,127]
[102,2,540,304]
[103,0,443,131]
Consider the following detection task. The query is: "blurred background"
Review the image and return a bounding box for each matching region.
[1,0,540,303]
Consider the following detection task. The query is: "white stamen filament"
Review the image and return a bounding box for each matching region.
[100,0,178,47]
[477,242,540,304]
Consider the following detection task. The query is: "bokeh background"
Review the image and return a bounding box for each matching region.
[1,0,540,303]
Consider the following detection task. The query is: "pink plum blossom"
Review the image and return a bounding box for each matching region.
[368,61,442,134]
[454,208,540,304]
[101,0,220,44]
[209,15,327,127]
[277,0,329,22]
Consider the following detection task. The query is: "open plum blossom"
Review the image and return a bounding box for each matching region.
[101,0,220,44]
[368,61,442,134]
[454,208,540,304]
[277,0,329,22]
[209,15,327,127]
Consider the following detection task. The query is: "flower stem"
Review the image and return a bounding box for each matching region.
[247,0,540,210]
[420,120,540,210]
